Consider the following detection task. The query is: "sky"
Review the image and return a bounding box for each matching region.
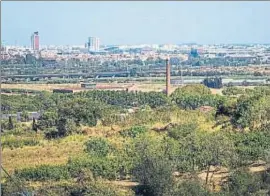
[1,1,270,46]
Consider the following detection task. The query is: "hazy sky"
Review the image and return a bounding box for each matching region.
[2,1,270,46]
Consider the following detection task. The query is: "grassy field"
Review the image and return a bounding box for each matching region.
[2,134,86,173]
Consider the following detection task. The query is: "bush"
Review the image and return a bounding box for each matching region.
[67,156,120,180]
[37,111,58,130]
[133,156,174,196]
[172,180,211,196]
[45,127,59,139]
[15,165,70,181]
[228,131,270,166]
[0,117,18,131]
[173,94,224,110]
[222,170,262,196]
[222,87,245,96]
[45,119,81,139]
[120,126,147,138]
[84,137,114,157]
[2,137,39,149]
[57,118,80,137]
[1,176,31,196]
[168,123,198,140]
[35,180,132,196]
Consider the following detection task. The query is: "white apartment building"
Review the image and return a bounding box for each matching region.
[88,37,100,51]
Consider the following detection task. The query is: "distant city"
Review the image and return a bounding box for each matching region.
[1,30,270,87]
[1,31,270,63]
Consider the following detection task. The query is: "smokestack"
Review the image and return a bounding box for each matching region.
[166,58,171,96]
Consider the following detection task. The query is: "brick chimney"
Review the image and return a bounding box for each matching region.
[166,58,171,96]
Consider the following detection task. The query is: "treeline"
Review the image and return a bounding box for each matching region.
[1,88,42,94]
[2,85,270,132]
[77,90,169,108]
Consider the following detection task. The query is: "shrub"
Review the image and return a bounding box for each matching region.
[44,119,81,139]
[57,118,80,137]
[168,123,198,140]
[228,131,270,166]
[222,170,262,196]
[35,180,132,196]
[120,126,147,138]
[15,165,71,181]
[45,127,59,139]
[1,175,31,196]
[37,111,58,130]
[84,137,113,157]
[2,137,39,149]
[222,87,245,96]
[67,156,120,180]
[171,180,210,196]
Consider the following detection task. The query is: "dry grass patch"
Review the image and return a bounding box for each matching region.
[2,136,86,173]
[2,83,81,92]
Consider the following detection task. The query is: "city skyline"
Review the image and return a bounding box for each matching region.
[2,1,270,46]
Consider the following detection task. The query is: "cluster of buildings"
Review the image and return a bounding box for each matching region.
[1,31,270,65]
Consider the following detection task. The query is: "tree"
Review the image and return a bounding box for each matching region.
[203,77,223,89]
[132,133,177,196]
[57,98,104,127]
[133,155,174,196]
[171,84,211,96]
[84,137,113,157]
[32,118,38,132]
[170,130,236,184]
[170,84,224,110]
[37,111,58,130]
[195,132,236,185]
[232,94,270,130]
[57,118,78,137]
[8,116,14,130]
[130,68,137,77]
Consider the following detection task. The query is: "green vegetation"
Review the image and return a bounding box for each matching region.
[2,84,270,195]
[120,126,147,138]
[203,77,222,89]
[171,84,224,109]
[85,137,114,157]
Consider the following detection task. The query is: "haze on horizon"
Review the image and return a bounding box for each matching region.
[1,1,270,46]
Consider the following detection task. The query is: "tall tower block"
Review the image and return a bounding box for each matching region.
[31,31,39,51]
[166,58,171,96]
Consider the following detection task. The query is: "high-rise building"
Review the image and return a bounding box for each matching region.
[1,40,6,52]
[31,31,39,51]
[88,37,100,51]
